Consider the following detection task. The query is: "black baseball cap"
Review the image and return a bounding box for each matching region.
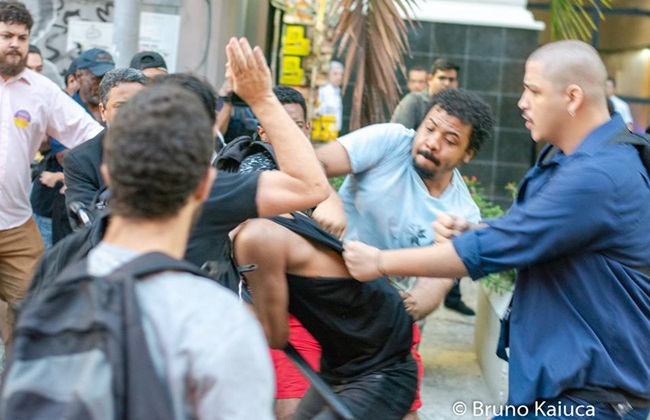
[76,48,115,77]
[130,51,168,71]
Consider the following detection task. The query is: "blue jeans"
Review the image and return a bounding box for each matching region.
[32,214,52,249]
[492,395,650,420]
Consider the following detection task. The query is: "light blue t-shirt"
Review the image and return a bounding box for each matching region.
[338,123,480,251]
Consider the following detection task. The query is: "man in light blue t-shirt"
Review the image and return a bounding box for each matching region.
[314,88,493,416]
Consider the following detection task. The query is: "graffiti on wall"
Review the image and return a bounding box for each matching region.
[25,0,114,74]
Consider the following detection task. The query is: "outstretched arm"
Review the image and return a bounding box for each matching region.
[226,37,329,216]
[343,240,467,281]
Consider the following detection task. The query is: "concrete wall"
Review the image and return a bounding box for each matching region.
[24,0,269,88]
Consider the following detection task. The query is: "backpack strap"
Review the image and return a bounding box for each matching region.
[108,252,209,420]
[108,251,209,280]
[108,252,208,420]
[609,130,650,173]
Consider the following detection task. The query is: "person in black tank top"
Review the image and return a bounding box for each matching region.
[234,212,417,419]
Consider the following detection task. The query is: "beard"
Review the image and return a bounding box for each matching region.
[0,50,27,77]
[81,84,101,106]
[412,150,441,180]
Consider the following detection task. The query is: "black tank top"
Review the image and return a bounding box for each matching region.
[270,213,414,383]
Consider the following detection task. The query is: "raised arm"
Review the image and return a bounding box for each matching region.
[226,37,329,216]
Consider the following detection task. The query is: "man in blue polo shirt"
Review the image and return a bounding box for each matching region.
[343,40,650,420]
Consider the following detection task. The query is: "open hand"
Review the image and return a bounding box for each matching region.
[225,37,273,108]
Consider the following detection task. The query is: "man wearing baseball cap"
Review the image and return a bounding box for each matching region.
[130,50,168,80]
[74,47,115,121]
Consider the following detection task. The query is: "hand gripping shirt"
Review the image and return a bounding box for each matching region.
[452,115,650,405]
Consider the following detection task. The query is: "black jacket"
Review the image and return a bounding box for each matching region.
[63,129,106,227]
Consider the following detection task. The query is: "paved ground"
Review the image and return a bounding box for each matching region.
[418,280,497,420]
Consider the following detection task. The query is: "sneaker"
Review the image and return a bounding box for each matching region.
[444,301,476,316]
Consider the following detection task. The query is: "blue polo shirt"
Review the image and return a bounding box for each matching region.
[453,115,650,405]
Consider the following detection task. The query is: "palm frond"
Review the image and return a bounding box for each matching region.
[330,0,417,130]
[549,0,611,41]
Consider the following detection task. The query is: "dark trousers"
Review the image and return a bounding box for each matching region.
[445,281,462,306]
[294,355,418,420]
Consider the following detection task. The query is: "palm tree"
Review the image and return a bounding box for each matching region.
[329,0,610,130]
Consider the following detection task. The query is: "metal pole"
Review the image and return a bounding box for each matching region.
[113,0,142,67]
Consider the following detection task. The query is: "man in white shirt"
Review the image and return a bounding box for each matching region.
[606,76,634,131]
[0,1,102,344]
[317,60,344,132]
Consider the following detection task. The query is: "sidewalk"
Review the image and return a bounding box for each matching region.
[418,280,497,420]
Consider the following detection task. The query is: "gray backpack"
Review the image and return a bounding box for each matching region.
[0,252,207,420]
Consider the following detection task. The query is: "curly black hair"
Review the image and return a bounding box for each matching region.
[274,85,307,119]
[104,85,214,220]
[426,89,494,154]
[0,1,33,30]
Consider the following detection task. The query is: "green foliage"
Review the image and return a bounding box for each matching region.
[329,175,345,190]
[549,0,611,42]
[463,176,516,294]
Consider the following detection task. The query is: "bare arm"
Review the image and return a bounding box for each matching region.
[216,102,232,135]
[315,141,353,177]
[310,184,347,239]
[234,220,290,349]
[401,278,454,320]
[216,80,233,135]
[343,240,467,281]
[226,37,329,214]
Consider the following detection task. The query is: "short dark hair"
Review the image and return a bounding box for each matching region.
[28,44,41,56]
[152,73,217,125]
[273,85,306,119]
[104,85,214,220]
[0,1,33,30]
[607,76,616,86]
[430,58,460,75]
[427,89,493,154]
[409,65,427,74]
[99,68,149,107]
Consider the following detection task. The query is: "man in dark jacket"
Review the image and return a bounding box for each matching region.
[63,68,148,228]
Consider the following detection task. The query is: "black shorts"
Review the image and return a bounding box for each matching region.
[293,354,418,420]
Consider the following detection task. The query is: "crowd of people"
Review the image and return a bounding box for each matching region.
[0,1,649,419]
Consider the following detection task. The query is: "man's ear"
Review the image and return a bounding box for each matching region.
[99,103,107,124]
[463,148,476,164]
[565,84,584,116]
[100,163,111,186]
